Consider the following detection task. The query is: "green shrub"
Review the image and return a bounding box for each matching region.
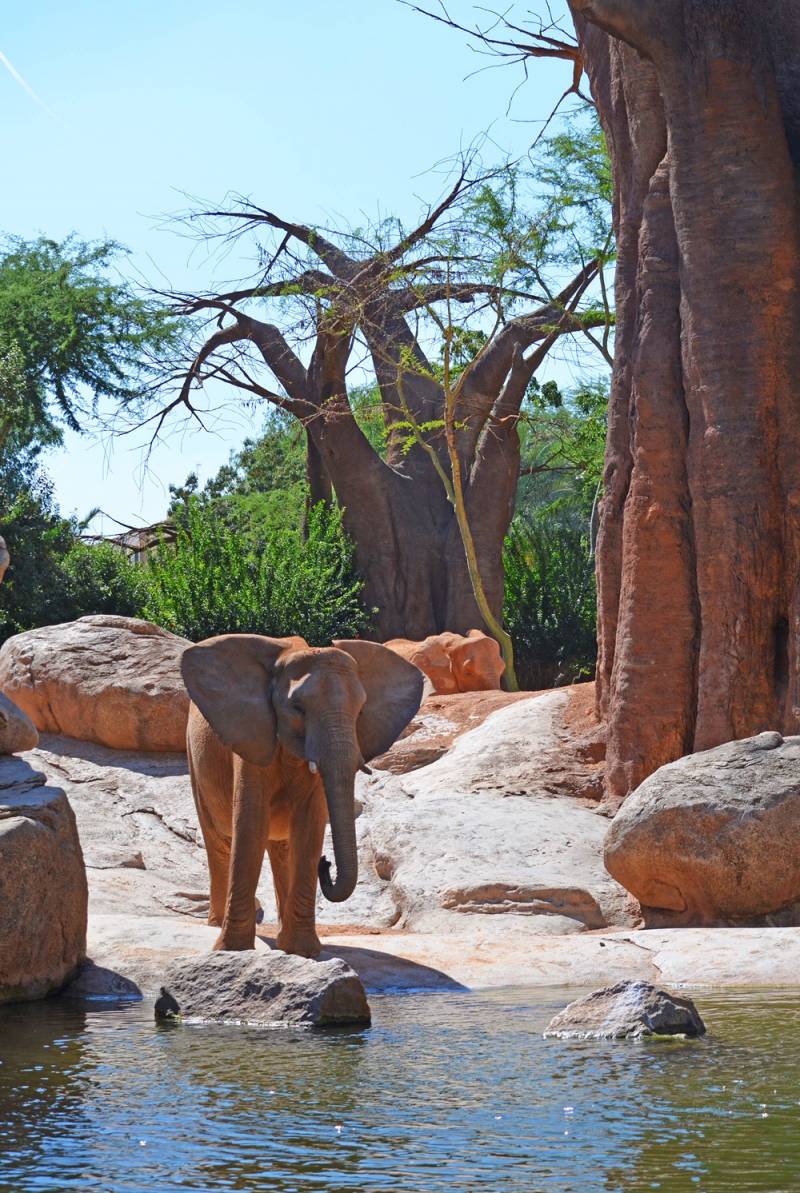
[141,498,371,644]
[60,541,147,619]
[503,511,597,690]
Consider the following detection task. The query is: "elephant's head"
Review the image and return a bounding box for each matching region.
[181,634,424,904]
[450,629,506,692]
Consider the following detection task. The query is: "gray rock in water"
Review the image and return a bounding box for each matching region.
[543,980,705,1040]
[64,960,141,1001]
[155,950,371,1027]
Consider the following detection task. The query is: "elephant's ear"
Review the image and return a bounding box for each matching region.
[181,635,299,766]
[333,639,426,761]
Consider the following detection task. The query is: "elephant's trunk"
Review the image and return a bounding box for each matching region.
[315,738,359,903]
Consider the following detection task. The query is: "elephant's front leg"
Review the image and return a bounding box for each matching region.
[215,757,269,951]
[276,785,327,958]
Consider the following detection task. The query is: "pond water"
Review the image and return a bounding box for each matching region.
[0,986,798,1192]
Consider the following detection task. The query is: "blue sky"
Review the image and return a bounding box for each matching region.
[3,0,580,529]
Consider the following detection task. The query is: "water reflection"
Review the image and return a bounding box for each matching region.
[0,988,798,1191]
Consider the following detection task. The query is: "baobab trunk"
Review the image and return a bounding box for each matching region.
[571,1,800,802]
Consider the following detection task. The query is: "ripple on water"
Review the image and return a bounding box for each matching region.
[0,987,798,1192]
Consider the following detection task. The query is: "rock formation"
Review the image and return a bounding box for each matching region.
[605,732,800,925]
[0,757,87,1003]
[544,980,705,1040]
[0,615,190,751]
[155,950,371,1026]
[0,538,39,755]
[0,691,38,754]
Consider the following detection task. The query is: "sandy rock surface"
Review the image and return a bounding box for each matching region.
[0,756,87,1003]
[543,979,706,1039]
[605,731,800,925]
[364,691,631,934]
[25,684,630,943]
[24,682,800,1000]
[0,615,190,751]
[77,913,800,996]
[156,950,371,1026]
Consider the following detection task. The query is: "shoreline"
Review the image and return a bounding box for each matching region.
[81,914,800,1000]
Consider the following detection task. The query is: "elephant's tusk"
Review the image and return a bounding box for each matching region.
[308,760,319,774]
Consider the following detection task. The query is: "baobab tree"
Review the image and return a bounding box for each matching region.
[418,0,800,799]
[156,169,608,640]
[565,1,800,801]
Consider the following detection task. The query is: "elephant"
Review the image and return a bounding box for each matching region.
[181,633,424,956]
[384,629,505,694]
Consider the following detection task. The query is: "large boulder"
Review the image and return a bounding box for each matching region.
[155,950,371,1026]
[605,731,800,924]
[0,757,88,1002]
[0,615,190,751]
[544,980,706,1040]
[0,690,38,754]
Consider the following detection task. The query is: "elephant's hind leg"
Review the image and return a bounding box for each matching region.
[266,839,290,932]
[188,749,230,928]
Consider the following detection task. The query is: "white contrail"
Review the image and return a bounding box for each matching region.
[0,48,59,122]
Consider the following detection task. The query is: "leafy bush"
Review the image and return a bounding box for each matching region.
[503,511,597,690]
[141,498,371,644]
[60,541,147,620]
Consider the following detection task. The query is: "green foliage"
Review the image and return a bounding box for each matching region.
[534,114,614,264]
[0,458,145,642]
[0,234,178,451]
[168,411,308,537]
[503,511,597,690]
[517,378,608,519]
[141,499,370,644]
[60,542,147,620]
[0,462,74,641]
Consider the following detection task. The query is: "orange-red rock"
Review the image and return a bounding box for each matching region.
[0,615,190,752]
[0,757,87,1002]
[605,732,800,925]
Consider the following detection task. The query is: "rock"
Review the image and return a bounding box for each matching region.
[84,911,800,994]
[0,690,39,754]
[364,690,634,934]
[604,731,800,924]
[63,960,141,1001]
[372,690,535,774]
[84,849,146,870]
[543,980,706,1040]
[0,615,190,751]
[0,757,88,1003]
[156,950,371,1027]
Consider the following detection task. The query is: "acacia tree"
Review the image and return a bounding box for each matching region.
[160,170,607,640]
